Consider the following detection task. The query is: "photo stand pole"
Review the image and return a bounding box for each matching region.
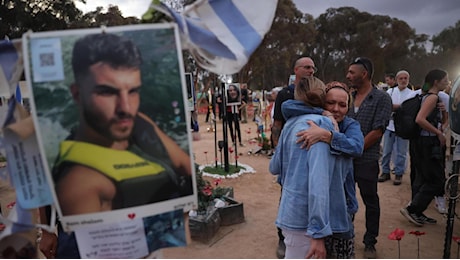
[213,88,218,168]
[232,105,238,168]
[443,141,460,258]
[218,141,224,169]
[220,83,229,172]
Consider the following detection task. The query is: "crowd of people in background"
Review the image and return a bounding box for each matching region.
[265,56,454,259]
[194,55,455,259]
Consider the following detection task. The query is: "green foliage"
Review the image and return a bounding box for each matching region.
[0,0,140,40]
[256,136,271,151]
[1,0,83,39]
[202,165,245,176]
[432,21,460,53]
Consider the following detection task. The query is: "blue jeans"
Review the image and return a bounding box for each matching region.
[381,129,409,175]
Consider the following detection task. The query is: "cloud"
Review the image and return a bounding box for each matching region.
[75,0,151,17]
[292,0,460,36]
[74,0,459,37]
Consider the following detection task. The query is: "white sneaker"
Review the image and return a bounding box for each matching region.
[434,196,448,214]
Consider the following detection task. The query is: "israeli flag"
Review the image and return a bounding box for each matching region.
[152,0,278,74]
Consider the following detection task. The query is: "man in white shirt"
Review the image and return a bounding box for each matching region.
[379,70,414,185]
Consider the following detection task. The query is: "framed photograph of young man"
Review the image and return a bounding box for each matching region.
[22,24,197,231]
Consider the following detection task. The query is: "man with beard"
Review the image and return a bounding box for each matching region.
[51,33,193,216]
[346,57,392,258]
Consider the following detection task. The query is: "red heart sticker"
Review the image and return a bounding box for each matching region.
[128,213,136,219]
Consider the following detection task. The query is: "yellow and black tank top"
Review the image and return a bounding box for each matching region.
[52,115,192,209]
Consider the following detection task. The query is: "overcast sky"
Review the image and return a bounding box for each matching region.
[76,0,460,37]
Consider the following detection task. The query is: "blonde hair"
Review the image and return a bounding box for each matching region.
[294,76,326,107]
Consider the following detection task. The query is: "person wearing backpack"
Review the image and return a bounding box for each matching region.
[378,70,414,185]
[410,84,450,214]
[400,69,450,227]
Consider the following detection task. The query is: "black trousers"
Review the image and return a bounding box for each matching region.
[226,112,242,144]
[409,139,417,199]
[408,136,445,214]
[354,160,380,246]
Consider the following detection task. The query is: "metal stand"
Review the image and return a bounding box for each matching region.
[443,142,460,258]
[213,88,218,168]
[221,83,229,172]
[232,105,239,168]
[218,141,224,168]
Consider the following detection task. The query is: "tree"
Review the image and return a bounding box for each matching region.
[311,7,428,83]
[431,20,460,79]
[432,21,460,53]
[0,0,84,39]
[74,5,140,28]
[0,1,144,39]
[240,0,315,90]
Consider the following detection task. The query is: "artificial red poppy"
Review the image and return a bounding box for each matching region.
[213,179,222,186]
[202,185,213,196]
[388,228,405,240]
[409,231,426,236]
[452,236,460,244]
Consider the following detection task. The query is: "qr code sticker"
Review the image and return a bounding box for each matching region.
[39,53,55,67]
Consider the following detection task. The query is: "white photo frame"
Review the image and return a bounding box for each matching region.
[226,83,241,106]
[22,24,197,231]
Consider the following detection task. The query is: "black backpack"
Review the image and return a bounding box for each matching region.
[393,94,428,139]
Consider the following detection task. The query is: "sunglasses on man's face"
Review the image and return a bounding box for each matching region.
[297,65,318,73]
[351,57,371,73]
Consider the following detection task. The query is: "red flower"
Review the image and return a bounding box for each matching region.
[409,231,426,236]
[229,147,234,153]
[202,185,213,196]
[213,179,222,186]
[452,236,460,244]
[388,228,405,240]
[235,155,240,160]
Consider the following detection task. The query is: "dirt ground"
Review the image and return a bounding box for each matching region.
[163,112,460,259]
